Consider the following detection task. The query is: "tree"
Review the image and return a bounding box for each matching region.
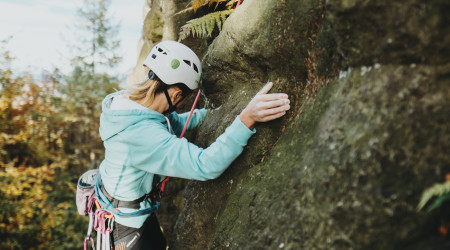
[0,39,86,249]
[72,0,121,74]
[0,40,63,166]
[61,0,122,170]
[0,1,124,247]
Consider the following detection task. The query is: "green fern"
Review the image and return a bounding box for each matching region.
[179,9,234,41]
[417,181,450,211]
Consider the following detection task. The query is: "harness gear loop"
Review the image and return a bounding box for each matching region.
[95,175,161,217]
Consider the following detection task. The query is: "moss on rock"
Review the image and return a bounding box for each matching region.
[210,64,450,249]
[130,0,450,249]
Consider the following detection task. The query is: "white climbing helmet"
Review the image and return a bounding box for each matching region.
[143,40,202,90]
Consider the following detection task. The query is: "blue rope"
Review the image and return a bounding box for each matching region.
[94,174,160,217]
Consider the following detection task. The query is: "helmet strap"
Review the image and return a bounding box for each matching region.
[162,84,175,115]
[148,70,187,115]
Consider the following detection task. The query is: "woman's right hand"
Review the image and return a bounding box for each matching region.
[239,82,290,130]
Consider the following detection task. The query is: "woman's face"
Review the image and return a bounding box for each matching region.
[175,95,187,108]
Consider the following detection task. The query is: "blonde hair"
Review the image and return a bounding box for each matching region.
[126,66,163,107]
[126,66,193,108]
[126,78,163,108]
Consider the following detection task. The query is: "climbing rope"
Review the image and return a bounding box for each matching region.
[159,89,202,192]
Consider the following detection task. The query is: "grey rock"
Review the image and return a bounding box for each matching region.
[129,0,450,249]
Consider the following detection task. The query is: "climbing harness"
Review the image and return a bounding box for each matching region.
[94,175,161,217]
[77,89,202,249]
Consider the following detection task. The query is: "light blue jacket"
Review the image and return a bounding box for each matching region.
[98,91,255,228]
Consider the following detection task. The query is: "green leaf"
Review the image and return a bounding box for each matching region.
[427,192,450,212]
[418,181,450,211]
[179,9,234,41]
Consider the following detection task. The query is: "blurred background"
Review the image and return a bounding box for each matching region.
[0,0,143,248]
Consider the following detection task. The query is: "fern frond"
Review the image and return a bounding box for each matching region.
[427,193,450,212]
[417,181,450,211]
[179,26,191,41]
[179,9,234,41]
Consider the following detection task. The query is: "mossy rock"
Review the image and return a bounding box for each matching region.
[131,0,450,249]
[210,64,450,249]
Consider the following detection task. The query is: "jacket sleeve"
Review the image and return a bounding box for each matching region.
[167,108,207,137]
[127,116,255,180]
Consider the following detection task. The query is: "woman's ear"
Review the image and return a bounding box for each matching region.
[170,87,183,103]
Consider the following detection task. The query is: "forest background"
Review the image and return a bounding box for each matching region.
[0,0,122,248]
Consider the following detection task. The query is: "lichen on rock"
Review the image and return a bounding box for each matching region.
[129,0,450,249]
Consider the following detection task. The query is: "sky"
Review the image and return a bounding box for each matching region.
[0,0,144,76]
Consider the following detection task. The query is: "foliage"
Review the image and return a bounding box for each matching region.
[62,0,121,169]
[178,0,240,40]
[179,9,234,41]
[0,0,121,248]
[71,0,121,74]
[0,45,65,166]
[418,179,450,212]
[0,56,86,249]
[418,175,450,237]
[60,67,118,169]
[0,161,87,249]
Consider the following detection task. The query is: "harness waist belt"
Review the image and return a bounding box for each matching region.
[100,185,148,210]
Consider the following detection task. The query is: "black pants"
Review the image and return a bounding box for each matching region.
[112,213,167,250]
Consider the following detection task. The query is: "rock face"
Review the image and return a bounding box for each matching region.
[130,0,450,249]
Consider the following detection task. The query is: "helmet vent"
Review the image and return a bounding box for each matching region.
[157,47,168,55]
[193,63,199,73]
[183,60,191,66]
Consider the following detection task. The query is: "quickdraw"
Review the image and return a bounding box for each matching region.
[84,196,115,250]
[94,208,114,250]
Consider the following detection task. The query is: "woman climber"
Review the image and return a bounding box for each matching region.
[96,40,290,249]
